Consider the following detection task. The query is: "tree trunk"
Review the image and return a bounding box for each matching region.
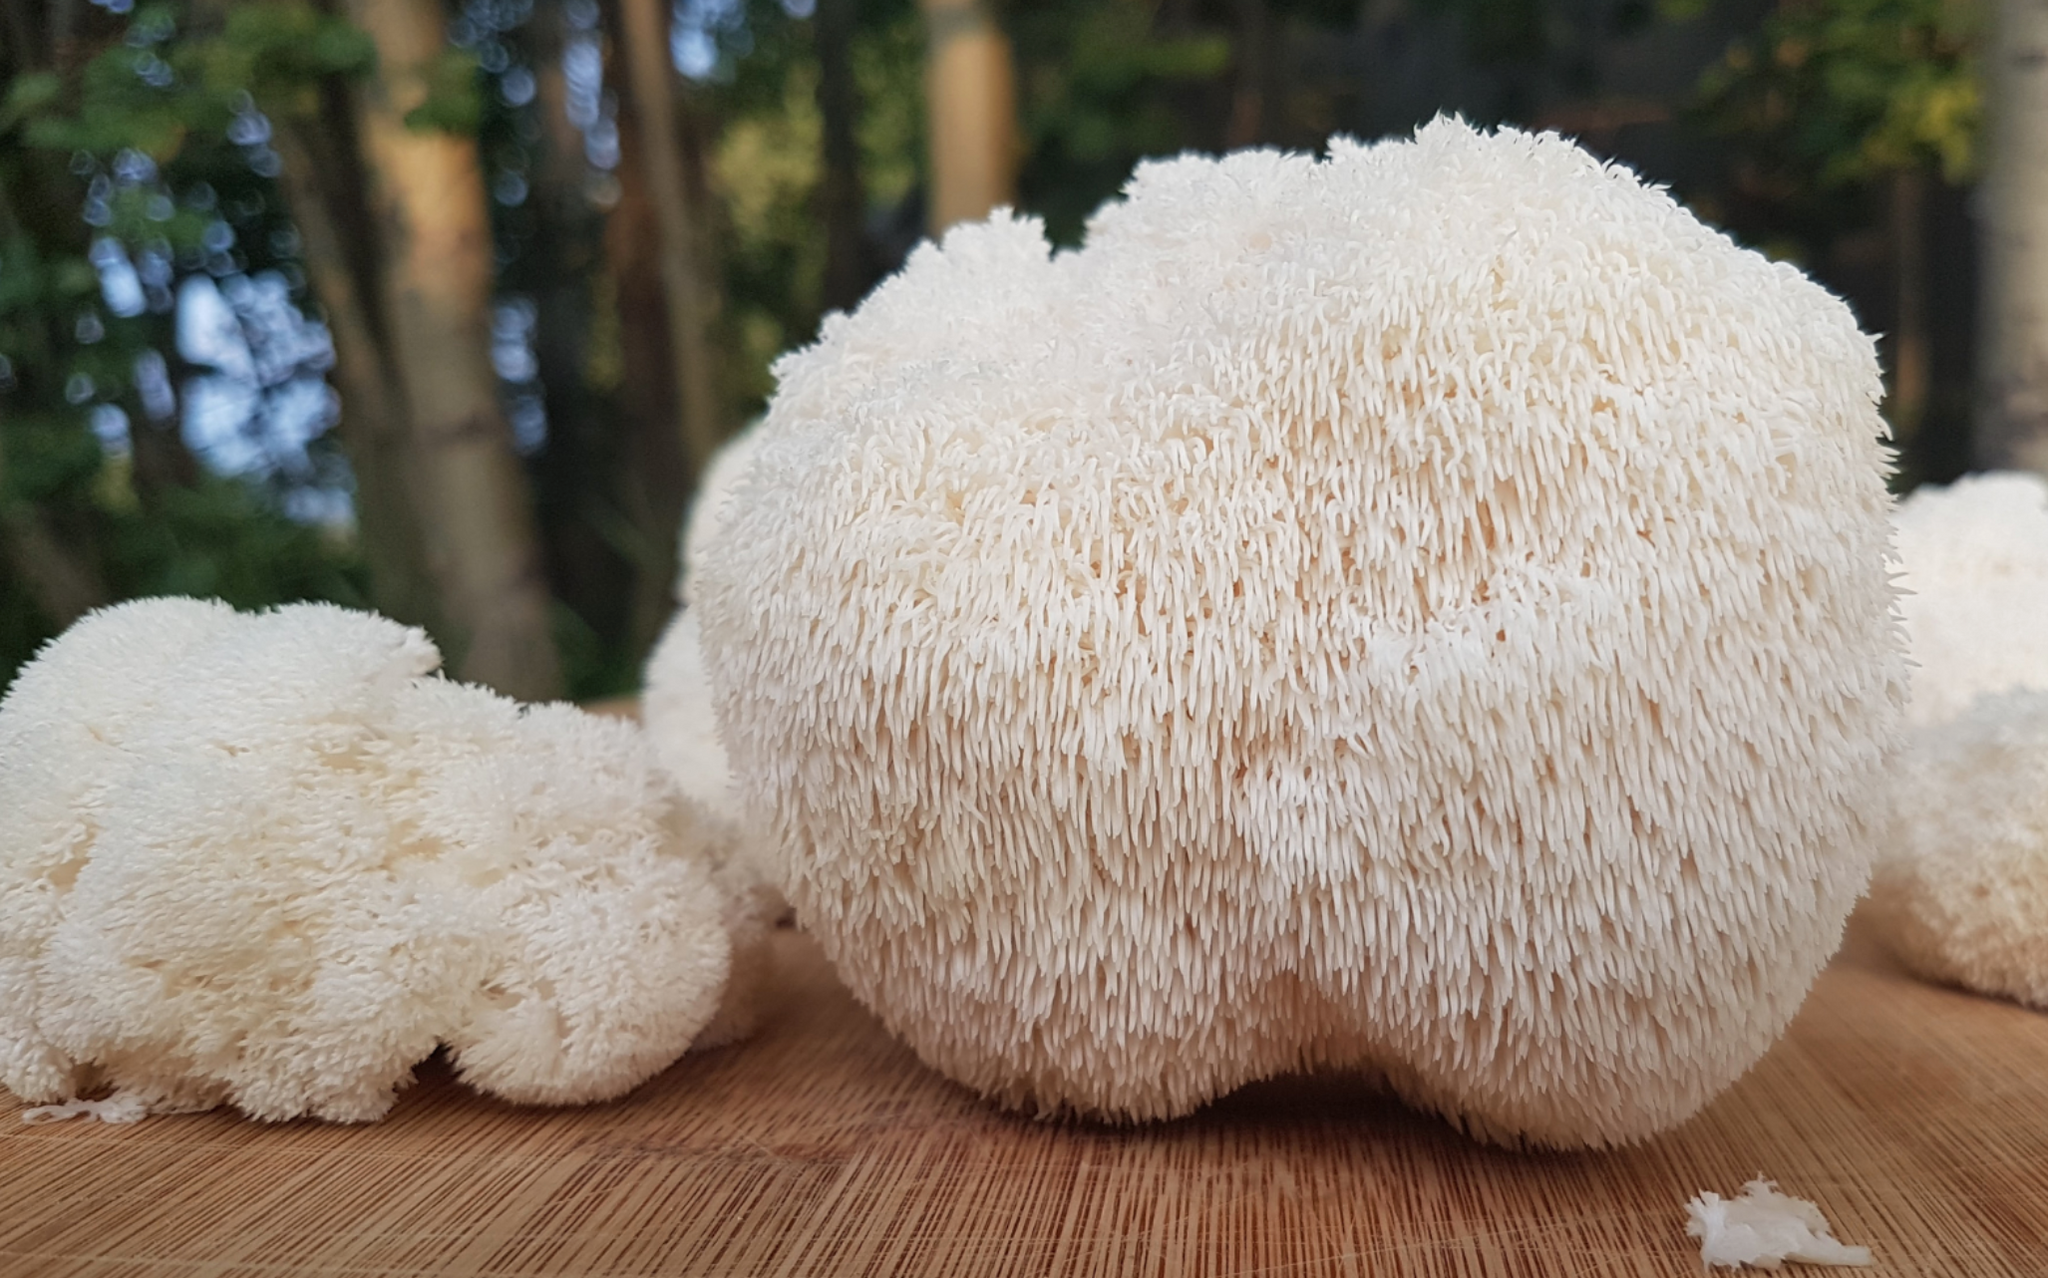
[1976,0,2048,475]
[612,0,727,485]
[1890,168,1929,442]
[918,0,1017,234]
[270,86,442,636]
[174,1,436,630]
[603,50,691,658]
[0,19,115,629]
[816,0,871,314]
[343,0,563,699]
[0,433,106,627]
[1225,0,1269,148]
[523,0,641,671]
[0,506,108,628]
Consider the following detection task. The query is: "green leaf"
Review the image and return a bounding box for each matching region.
[402,49,483,136]
[0,72,63,132]
[309,21,377,77]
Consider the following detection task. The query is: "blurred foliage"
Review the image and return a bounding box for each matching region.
[0,0,367,692]
[403,48,488,134]
[0,0,1995,698]
[1697,0,1977,192]
[1010,0,1233,245]
[1686,0,1979,486]
[701,0,926,409]
[16,3,376,156]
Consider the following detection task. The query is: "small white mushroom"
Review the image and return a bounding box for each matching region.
[1861,473,2048,1007]
[0,598,743,1122]
[1892,470,2048,727]
[1866,690,2048,1009]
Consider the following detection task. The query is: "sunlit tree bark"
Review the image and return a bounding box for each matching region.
[340,0,563,698]
[1976,0,2048,474]
[918,0,1016,233]
[270,85,440,637]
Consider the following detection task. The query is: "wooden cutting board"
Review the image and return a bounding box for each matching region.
[4,916,2045,1277]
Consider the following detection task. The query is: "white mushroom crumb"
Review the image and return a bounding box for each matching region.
[1892,470,2048,727]
[1686,1180,1872,1269]
[1865,689,2048,1008]
[1,598,744,1123]
[19,1093,149,1125]
[694,117,1906,1145]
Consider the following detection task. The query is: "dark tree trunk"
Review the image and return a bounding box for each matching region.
[270,86,442,636]
[611,0,728,484]
[522,0,640,675]
[816,0,871,314]
[1225,0,1269,148]
[1890,168,1929,442]
[603,70,692,658]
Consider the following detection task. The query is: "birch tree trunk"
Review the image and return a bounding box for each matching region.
[343,0,563,699]
[1976,0,2048,474]
[918,0,1017,233]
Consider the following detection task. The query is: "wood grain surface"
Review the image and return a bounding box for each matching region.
[4,916,2045,1277]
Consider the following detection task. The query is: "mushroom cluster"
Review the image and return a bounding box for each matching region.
[1867,689,2048,1009]
[1865,472,2048,1008]
[693,118,1906,1147]
[0,598,754,1122]
[1891,471,2048,727]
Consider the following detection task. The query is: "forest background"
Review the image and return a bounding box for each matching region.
[0,0,1996,699]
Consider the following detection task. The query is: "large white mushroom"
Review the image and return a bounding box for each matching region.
[0,598,745,1122]
[693,118,1906,1147]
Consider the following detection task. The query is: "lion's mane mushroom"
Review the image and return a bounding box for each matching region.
[1866,691,2048,1009]
[0,598,739,1122]
[644,421,766,831]
[694,119,1906,1147]
[1892,470,2048,727]
[642,423,790,944]
[1861,473,2048,1006]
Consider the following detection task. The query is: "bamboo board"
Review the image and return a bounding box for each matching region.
[4,917,2045,1277]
